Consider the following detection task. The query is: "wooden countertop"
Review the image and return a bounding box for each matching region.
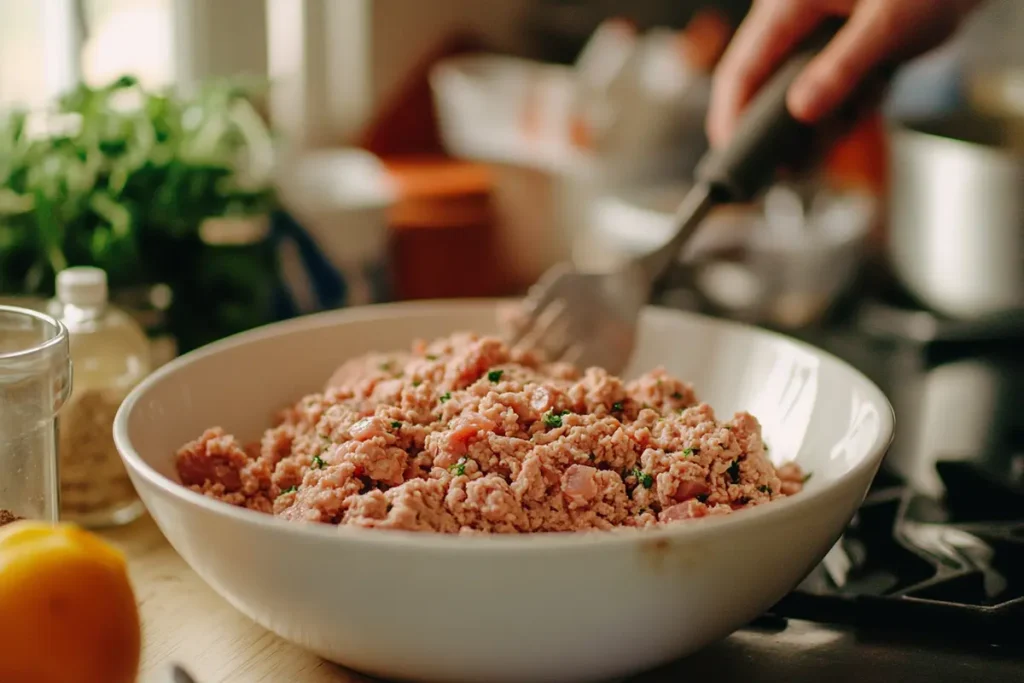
[100,516,372,683]
[98,515,1024,683]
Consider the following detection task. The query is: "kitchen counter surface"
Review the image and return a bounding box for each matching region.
[106,515,1024,683]
[101,516,372,683]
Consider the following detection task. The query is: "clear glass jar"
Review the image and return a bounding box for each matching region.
[48,267,151,527]
[0,304,72,525]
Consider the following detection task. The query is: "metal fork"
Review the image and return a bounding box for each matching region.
[510,23,849,374]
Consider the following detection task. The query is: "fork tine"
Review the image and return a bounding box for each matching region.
[541,308,586,362]
[546,338,574,364]
[558,342,585,366]
[527,262,572,298]
[510,266,569,346]
[532,303,576,361]
[514,299,567,357]
[509,299,552,347]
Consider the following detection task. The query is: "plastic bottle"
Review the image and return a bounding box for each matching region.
[48,267,150,527]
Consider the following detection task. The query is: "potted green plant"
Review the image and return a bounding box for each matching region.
[0,75,279,352]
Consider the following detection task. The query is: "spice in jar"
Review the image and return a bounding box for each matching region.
[48,268,151,527]
[0,510,23,527]
[58,388,140,520]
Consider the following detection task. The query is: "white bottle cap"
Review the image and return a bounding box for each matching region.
[57,266,109,307]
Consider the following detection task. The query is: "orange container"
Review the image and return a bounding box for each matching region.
[385,157,514,301]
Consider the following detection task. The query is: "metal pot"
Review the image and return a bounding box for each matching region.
[888,115,1024,318]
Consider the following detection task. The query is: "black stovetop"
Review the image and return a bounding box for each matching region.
[632,455,1024,682]
[772,465,1023,642]
[634,288,1024,682]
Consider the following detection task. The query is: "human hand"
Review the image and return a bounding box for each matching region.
[707,0,984,147]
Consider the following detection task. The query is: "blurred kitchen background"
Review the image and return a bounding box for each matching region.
[1,0,1022,370]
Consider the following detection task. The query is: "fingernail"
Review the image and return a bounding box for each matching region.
[787,78,817,122]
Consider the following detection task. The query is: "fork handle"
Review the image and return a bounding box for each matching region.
[695,18,859,203]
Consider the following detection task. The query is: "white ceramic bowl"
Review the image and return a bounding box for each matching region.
[114,301,893,683]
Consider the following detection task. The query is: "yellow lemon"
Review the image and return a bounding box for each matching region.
[0,521,141,683]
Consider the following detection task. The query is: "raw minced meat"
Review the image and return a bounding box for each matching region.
[175,333,804,533]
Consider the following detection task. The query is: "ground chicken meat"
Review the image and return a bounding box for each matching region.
[174,333,804,533]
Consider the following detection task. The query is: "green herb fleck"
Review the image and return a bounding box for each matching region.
[378,361,392,371]
[724,423,733,429]
[612,401,624,412]
[391,420,402,429]
[764,443,770,452]
[311,455,326,470]
[412,379,422,387]
[727,460,741,484]
[439,391,451,403]
[449,458,468,476]
[682,448,696,456]
[487,369,504,383]
[671,391,683,399]
[279,485,298,496]
[758,485,772,495]
[542,411,563,428]
[426,354,438,361]
[630,467,653,489]
[802,471,813,484]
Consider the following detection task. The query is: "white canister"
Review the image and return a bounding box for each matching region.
[276,148,398,309]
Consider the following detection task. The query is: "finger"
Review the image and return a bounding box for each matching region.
[786,1,901,122]
[707,0,827,147]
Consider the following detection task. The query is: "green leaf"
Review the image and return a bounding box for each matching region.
[0,189,33,215]
[31,190,67,273]
[0,74,277,303]
[89,192,132,237]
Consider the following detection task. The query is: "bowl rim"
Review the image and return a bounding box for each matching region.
[114,299,894,552]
